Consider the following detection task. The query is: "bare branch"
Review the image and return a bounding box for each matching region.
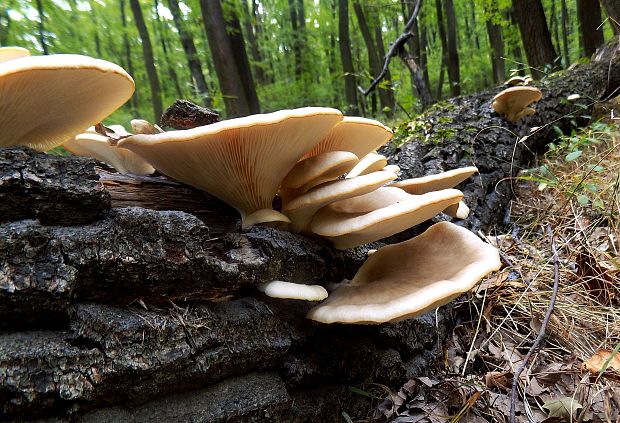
[358,0,423,96]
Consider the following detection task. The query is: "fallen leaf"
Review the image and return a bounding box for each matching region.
[584,349,620,373]
[485,371,513,391]
[542,397,583,418]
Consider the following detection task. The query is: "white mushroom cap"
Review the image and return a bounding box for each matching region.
[303,116,393,159]
[306,221,502,324]
[117,107,343,228]
[243,209,291,229]
[393,167,478,195]
[382,164,401,175]
[0,54,135,150]
[328,186,412,214]
[0,47,30,63]
[492,86,542,122]
[443,200,470,219]
[311,189,464,249]
[63,132,155,175]
[281,151,359,191]
[283,170,397,233]
[258,280,328,301]
[345,152,388,179]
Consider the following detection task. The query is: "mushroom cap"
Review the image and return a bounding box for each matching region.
[443,200,470,219]
[504,75,526,86]
[303,116,393,159]
[281,150,359,191]
[0,54,135,150]
[117,107,343,227]
[345,152,388,179]
[492,86,542,123]
[243,209,291,230]
[131,118,164,134]
[306,221,501,324]
[392,166,478,195]
[328,186,412,214]
[258,280,328,301]
[63,132,155,175]
[283,170,397,233]
[311,189,464,249]
[0,47,30,63]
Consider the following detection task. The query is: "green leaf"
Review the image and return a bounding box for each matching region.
[577,194,590,205]
[341,411,353,423]
[348,386,370,397]
[565,150,583,161]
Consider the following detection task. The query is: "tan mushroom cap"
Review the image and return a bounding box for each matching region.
[243,209,291,229]
[64,132,155,175]
[258,280,328,301]
[131,118,164,134]
[345,152,388,179]
[0,47,30,63]
[328,186,411,214]
[0,54,135,150]
[283,170,397,233]
[303,116,393,160]
[311,189,463,249]
[443,200,470,219]
[492,86,542,123]
[117,107,343,228]
[392,166,478,195]
[281,150,359,191]
[306,221,501,324]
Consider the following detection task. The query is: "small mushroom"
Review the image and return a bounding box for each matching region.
[504,75,526,86]
[345,152,388,179]
[0,46,30,63]
[131,118,164,134]
[303,116,393,160]
[282,170,397,233]
[117,107,343,229]
[443,201,470,219]
[0,54,135,150]
[311,188,464,249]
[492,86,542,123]
[63,131,155,175]
[392,167,478,195]
[258,281,328,301]
[306,221,501,324]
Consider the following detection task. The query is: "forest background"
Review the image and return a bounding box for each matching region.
[1,0,618,125]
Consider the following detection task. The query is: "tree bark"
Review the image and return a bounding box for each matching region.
[435,0,448,99]
[167,0,211,107]
[561,0,570,65]
[339,0,358,115]
[601,0,620,34]
[288,0,302,80]
[129,0,163,121]
[512,0,559,79]
[550,0,562,66]
[200,0,250,118]
[485,1,505,84]
[35,0,49,54]
[576,0,605,58]
[444,0,460,96]
[240,0,266,84]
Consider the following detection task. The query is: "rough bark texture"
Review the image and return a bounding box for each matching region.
[1,42,618,422]
[381,41,620,240]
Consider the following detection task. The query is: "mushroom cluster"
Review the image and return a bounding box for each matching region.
[492,86,543,123]
[1,47,501,324]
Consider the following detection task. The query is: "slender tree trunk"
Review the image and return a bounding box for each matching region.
[485,1,505,84]
[512,0,559,79]
[353,2,394,116]
[560,0,570,65]
[601,0,620,34]
[153,0,184,100]
[576,0,604,58]
[92,8,103,57]
[420,23,431,90]
[240,0,265,84]
[167,0,211,107]
[35,0,49,54]
[288,0,302,80]
[339,0,358,115]
[550,0,562,66]
[225,8,260,114]
[129,0,163,121]
[120,0,139,114]
[435,0,448,99]
[471,2,480,49]
[199,0,250,117]
[445,0,460,96]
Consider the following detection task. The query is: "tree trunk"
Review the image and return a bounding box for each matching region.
[199,0,250,118]
[550,0,562,66]
[288,0,302,80]
[339,0,358,115]
[353,1,394,116]
[0,1,13,46]
[92,7,103,57]
[120,0,139,114]
[513,0,559,79]
[444,0,460,96]
[129,0,163,122]
[485,1,505,84]
[240,0,266,84]
[601,0,620,34]
[435,0,449,99]
[420,23,431,90]
[167,0,211,107]
[35,0,49,54]
[153,0,184,100]
[561,0,570,65]
[576,0,605,58]
[225,7,260,114]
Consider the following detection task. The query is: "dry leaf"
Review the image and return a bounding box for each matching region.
[485,371,513,391]
[542,397,583,418]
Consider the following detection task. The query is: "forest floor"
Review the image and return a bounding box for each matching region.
[364,115,620,422]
